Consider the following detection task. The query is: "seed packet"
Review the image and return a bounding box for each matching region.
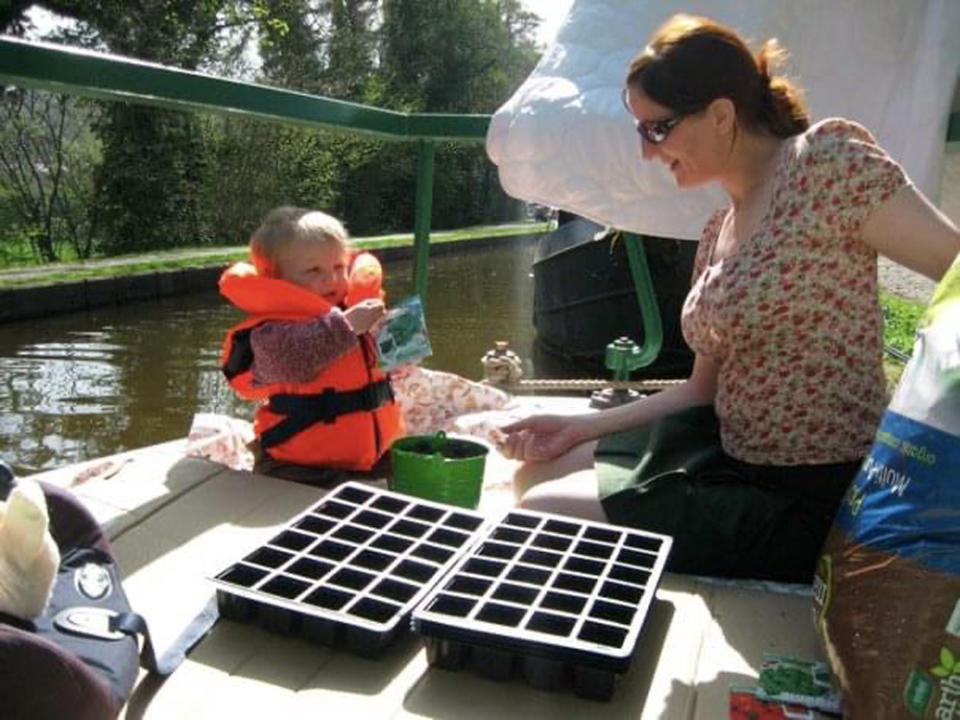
[754,653,842,714]
[729,686,818,719]
[376,295,433,371]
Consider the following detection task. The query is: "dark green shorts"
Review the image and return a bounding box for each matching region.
[596,405,860,583]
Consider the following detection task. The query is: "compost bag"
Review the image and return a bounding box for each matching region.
[814,253,960,719]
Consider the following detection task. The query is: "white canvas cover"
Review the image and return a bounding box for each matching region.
[486,0,960,240]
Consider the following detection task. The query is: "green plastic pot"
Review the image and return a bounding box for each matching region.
[390,431,488,509]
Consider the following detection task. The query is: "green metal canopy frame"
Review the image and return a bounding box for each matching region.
[0,37,490,139]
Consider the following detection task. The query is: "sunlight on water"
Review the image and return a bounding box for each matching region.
[0,238,540,474]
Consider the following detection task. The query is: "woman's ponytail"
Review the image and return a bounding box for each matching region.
[756,39,809,137]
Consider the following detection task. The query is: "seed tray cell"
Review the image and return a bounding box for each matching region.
[412,509,672,700]
[211,481,487,657]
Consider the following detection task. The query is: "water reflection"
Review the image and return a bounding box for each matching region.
[0,238,539,474]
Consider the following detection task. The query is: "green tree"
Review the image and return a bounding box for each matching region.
[374,0,539,230]
[323,0,377,100]
[0,88,101,261]
[0,0,39,32]
[200,116,342,244]
[258,0,325,92]
[205,1,345,239]
[82,2,227,254]
[93,103,208,253]
[2,1,245,256]
[380,0,537,113]
[243,0,386,234]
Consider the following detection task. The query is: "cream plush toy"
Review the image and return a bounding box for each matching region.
[0,479,60,621]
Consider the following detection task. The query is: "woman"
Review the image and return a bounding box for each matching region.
[499,14,960,582]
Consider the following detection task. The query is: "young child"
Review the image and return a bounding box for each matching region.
[219,206,403,481]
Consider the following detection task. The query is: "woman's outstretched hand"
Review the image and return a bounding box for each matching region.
[496,414,587,462]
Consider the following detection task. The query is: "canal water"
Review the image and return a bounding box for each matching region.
[0,238,540,475]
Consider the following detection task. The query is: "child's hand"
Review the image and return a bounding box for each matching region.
[344,299,385,335]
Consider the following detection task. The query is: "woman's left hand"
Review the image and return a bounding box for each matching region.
[497,414,588,462]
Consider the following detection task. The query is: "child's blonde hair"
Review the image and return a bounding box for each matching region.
[250,206,349,277]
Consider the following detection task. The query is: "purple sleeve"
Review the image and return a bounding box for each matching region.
[250,309,358,385]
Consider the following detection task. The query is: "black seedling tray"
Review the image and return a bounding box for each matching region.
[210,481,487,658]
[411,509,672,700]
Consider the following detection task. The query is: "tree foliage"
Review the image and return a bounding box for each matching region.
[0,89,101,260]
[0,0,541,262]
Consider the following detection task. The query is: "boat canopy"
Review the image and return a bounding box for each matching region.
[486,0,960,240]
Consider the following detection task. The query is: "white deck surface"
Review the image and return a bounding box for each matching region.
[28,396,828,719]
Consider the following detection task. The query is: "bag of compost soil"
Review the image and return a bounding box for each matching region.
[814,253,960,719]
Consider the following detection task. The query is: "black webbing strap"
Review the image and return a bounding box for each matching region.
[108,595,219,676]
[259,379,394,451]
[222,328,254,381]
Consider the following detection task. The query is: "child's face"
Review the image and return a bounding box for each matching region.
[276,237,349,305]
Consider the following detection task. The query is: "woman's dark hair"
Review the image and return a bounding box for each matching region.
[626,14,809,138]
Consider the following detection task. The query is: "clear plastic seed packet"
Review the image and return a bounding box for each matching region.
[376,295,433,371]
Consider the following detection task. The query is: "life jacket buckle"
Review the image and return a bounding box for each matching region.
[316,387,339,424]
[358,382,384,411]
[260,380,394,450]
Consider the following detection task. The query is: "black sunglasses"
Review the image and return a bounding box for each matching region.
[620,87,684,145]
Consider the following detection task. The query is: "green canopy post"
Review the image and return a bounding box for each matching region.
[623,232,664,367]
[413,140,436,305]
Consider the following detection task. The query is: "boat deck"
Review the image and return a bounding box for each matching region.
[28,397,828,719]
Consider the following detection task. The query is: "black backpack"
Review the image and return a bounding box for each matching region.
[0,464,216,720]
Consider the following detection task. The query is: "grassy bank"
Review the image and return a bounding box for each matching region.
[880,289,925,388]
[880,289,925,357]
[0,252,243,289]
[0,222,551,290]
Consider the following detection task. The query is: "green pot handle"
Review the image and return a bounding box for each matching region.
[430,431,447,461]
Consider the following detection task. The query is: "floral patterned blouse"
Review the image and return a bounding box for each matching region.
[681,118,909,465]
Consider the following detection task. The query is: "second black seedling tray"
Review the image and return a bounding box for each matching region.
[412,509,672,700]
[210,481,487,657]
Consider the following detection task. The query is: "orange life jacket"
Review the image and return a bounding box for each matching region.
[219,252,402,471]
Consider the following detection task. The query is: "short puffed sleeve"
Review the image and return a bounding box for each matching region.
[798,118,909,237]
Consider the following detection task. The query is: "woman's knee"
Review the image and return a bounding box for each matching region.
[517,481,557,512]
[517,471,607,522]
[511,441,597,495]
